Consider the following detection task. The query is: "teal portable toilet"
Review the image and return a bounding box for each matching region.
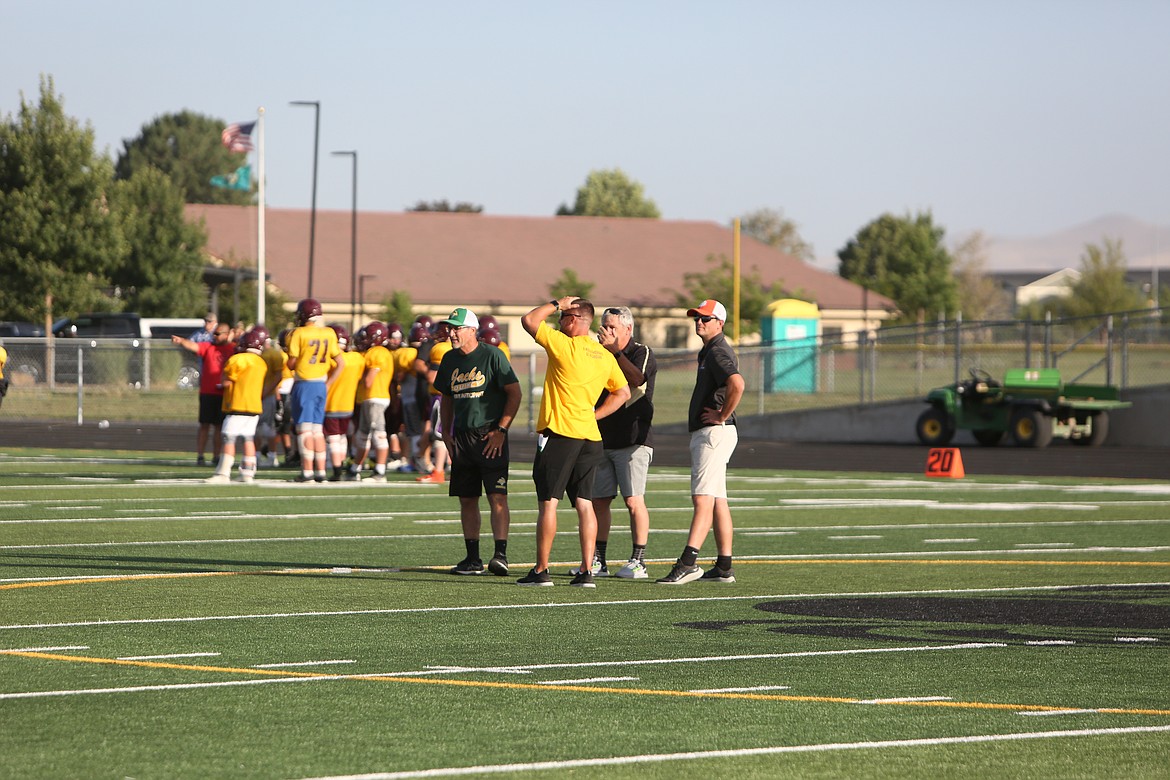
[761,299,820,393]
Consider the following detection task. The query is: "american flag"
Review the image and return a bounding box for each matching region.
[221,121,256,153]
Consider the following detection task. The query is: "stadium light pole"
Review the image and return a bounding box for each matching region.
[359,274,377,324]
[290,100,320,298]
[332,150,358,331]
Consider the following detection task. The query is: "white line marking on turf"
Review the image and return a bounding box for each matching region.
[1018,709,1100,717]
[117,652,221,660]
[828,535,883,540]
[1115,637,1158,643]
[1027,641,1076,646]
[690,685,791,693]
[3,582,1166,631]
[537,676,639,685]
[4,646,89,653]
[0,675,349,700]
[1015,543,1076,548]
[293,724,1170,779]
[253,660,356,669]
[856,696,953,704]
[923,538,980,543]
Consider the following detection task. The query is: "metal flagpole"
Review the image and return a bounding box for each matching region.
[256,106,266,326]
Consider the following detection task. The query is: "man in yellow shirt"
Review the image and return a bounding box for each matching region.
[346,321,395,482]
[518,296,630,587]
[0,340,8,411]
[325,325,365,481]
[208,327,270,484]
[286,298,341,482]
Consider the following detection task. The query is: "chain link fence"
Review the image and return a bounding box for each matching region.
[2,310,1166,431]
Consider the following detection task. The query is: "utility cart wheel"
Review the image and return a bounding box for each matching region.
[916,407,955,446]
[1010,407,1053,448]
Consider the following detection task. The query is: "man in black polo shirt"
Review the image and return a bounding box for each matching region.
[658,299,745,585]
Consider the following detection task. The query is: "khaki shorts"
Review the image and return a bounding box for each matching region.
[689,425,738,498]
[593,444,653,499]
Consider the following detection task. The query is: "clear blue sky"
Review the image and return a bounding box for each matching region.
[5,0,1169,268]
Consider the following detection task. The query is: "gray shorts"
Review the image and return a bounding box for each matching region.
[689,425,738,498]
[593,444,653,499]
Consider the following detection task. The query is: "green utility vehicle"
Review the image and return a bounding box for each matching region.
[915,368,1131,448]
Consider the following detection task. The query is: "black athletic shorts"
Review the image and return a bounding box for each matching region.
[449,426,509,498]
[532,431,603,504]
[198,393,226,426]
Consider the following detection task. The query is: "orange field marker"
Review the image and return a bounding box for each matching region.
[925,447,965,478]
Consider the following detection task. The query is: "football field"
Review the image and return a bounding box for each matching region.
[1,449,1168,779]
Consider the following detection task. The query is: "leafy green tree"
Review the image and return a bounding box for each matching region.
[408,199,483,213]
[837,211,958,323]
[676,253,790,336]
[380,290,415,328]
[738,207,814,262]
[547,268,596,302]
[556,168,660,218]
[1061,238,1146,318]
[952,230,1012,321]
[109,166,208,317]
[0,76,127,323]
[115,110,252,205]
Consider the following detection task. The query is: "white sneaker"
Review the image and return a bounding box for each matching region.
[614,559,648,579]
[368,473,387,483]
[385,457,405,471]
[568,557,608,577]
[205,473,230,484]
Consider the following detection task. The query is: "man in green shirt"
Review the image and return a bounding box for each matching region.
[433,307,522,576]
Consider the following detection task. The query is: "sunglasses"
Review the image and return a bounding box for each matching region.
[559,312,582,320]
[694,315,717,324]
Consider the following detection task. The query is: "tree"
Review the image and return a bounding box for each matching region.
[109,166,208,317]
[738,207,814,262]
[547,268,596,302]
[408,199,483,213]
[837,211,958,323]
[676,254,790,336]
[556,168,661,218]
[1061,237,1145,318]
[115,110,252,205]
[0,76,127,323]
[952,230,1012,321]
[380,290,415,328]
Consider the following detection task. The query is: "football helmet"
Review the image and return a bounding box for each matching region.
[365,321,389,348]
[430,321,451,342]
[295,297,323,326]
[477,314,500,332]
[385,322,404,348]
[330,324,351,351]
[239,326,269,353]
[478,329,501,347]
[277,328,293,350]
[353,326,369,352]
[408,321,431,345]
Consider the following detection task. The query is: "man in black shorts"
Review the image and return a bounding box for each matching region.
[433,307,522,576]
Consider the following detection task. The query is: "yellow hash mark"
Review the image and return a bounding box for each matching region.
[3,650,1168,717]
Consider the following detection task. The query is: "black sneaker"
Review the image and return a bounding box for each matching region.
[700,565,736,583]
[450,558,484,575]
[487,555,509,576]
[517,567,553,587]
[293,474,314,483]
[196,455,207,466]
[656,561,703,585]
[569,570,596,588]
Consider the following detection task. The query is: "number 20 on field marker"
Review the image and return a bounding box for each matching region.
[925,447,965,478]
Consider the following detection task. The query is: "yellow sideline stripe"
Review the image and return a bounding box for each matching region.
[3,650,1169,717]
[0,568,333,591]
[3,559,1168,592]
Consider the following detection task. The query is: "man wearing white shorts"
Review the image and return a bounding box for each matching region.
[658,299,744,585]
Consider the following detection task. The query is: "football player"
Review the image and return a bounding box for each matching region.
[208,326,269,483]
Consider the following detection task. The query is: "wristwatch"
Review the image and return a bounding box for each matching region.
[496,425,509,434]
[549,299,560,311]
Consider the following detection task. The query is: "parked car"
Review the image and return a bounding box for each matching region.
[46,313,206,387]
[0,321,46,338]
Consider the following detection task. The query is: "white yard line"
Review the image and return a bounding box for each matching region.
[8,581,1165,631]
[294,725,1170,779]
[689,685,791,693]
[536,676,639,685]
[253,660,356,669]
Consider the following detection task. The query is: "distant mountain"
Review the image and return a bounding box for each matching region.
[985,214,1170,271]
